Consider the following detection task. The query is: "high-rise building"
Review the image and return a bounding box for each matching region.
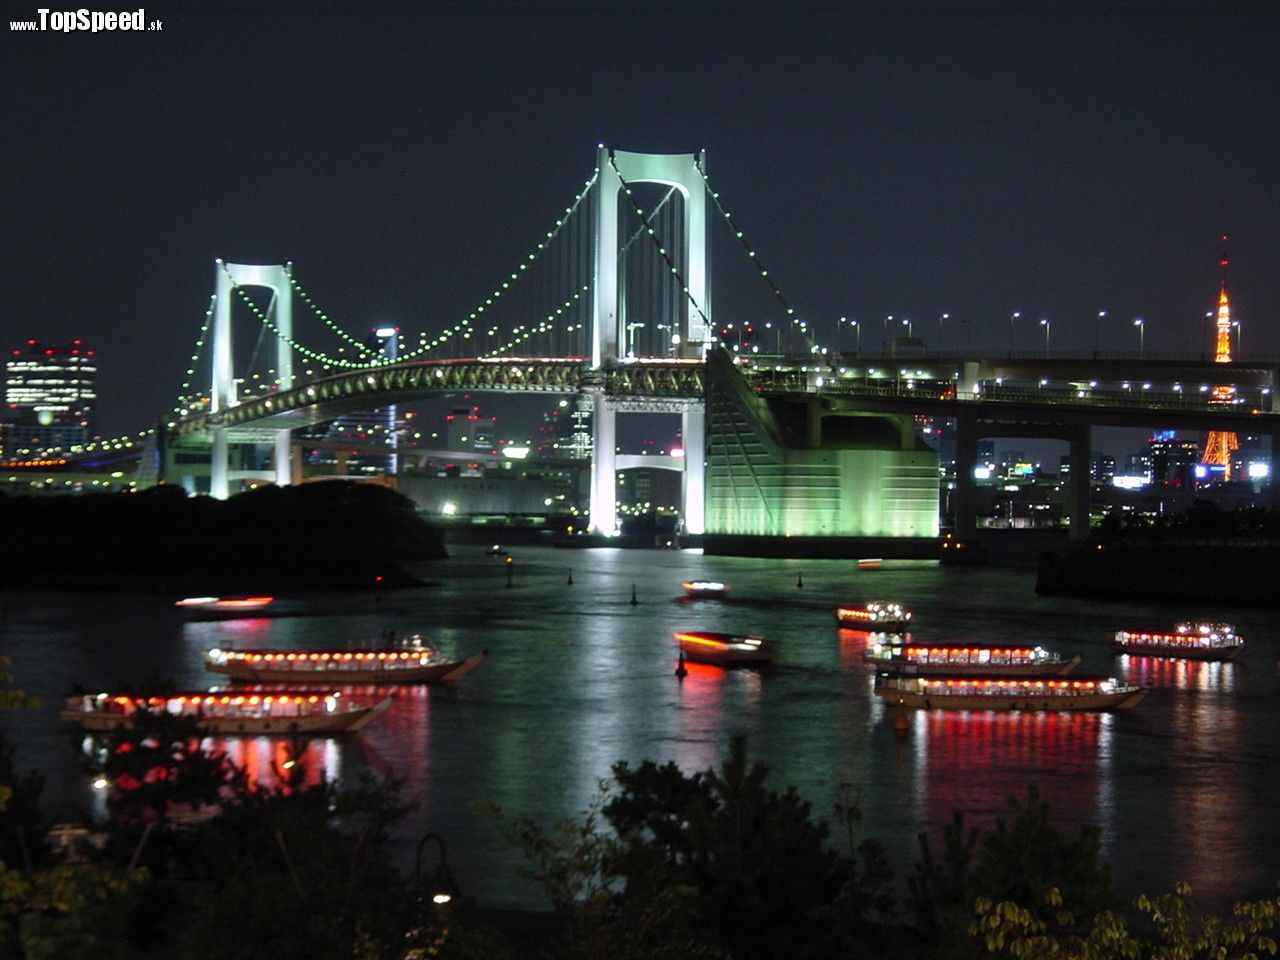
[4,339,97,451]
[1149,431,1199,488]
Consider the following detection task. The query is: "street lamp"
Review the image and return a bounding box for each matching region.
[1095,310,1106,357]
[1040,317,1051,357]
[1008,311,1021,357]
[902,317,913,339]
[1232,320,1242,359]
[852,319,861,355]
[884,315,893,353]
[625,322,646,358]
[1133,317,1145,358]
[939,313,949,354]
[415,833,461,906]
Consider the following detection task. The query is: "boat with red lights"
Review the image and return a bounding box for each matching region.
[1109,622,1244,661]
[174,596,275,616]
[675,631,774,667]
[204,640,486,684]
[874,674,1146,711]
[60,690,391,734]
[682,580,729,599]
[866,641,1079,676]
[835,601,911,631]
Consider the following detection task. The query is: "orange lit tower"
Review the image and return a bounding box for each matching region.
[1201,240,1238,478]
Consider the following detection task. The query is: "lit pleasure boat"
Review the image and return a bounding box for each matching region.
[865,641,1080,676]
[60,689,391,735]
[682,580,729,599]
[675,631,774,667]
[204,639,486,685]
[174,596,275,616]
[1109,622,1244,661]
[835,601,911,631]
[874,674,1146,712]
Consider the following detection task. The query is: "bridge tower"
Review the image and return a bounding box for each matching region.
[1201,245,1239,479]
[209,260,294,499]
[588,147,710,536]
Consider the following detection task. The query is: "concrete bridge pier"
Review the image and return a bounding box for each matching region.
[681,406,706,535]
[1067,423,1092,541]
[953,412,979,538]
[588,389,617,535]
[210,427,228,500]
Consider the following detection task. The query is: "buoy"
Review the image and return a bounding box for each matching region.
[630,585,638,606]
[797,571,804,588]
[675,651,688,679]
[892,710,911,730]
[567,567,574,585]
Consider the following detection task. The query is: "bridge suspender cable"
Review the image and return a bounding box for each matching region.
[693,157,818,356]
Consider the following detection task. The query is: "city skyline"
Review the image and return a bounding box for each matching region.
[5,1,1279,437]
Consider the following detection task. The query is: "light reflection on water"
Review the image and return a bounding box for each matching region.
[2,546,1279,910]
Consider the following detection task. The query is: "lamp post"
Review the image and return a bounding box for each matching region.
[902,317,913,339]
[1095,310,1106,358]
[1009,310,1021,357]
[1040,317,1051,357]
[625,322,646,358]
[1233,320,1242,359]
[852,319,860,355]
[415,833,461,907]
[1133,317,1145,358]
[939,313,949,354]
[884,315,892,354]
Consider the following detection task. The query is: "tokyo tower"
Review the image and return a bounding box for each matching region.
[1200,239,1238,479]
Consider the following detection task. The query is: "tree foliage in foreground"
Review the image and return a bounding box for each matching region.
[974,883,1280,960]
[496,735,894,960]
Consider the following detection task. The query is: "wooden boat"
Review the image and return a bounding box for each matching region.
[682,580,729,599]
[205,641,486,685]
[866,641,1080,676]
[675,631,774,667]
[60,690,391,735]
[174,596,275,616]
[835,601,911,631]
[874,674,1147,712]
[1110,622,1244,661]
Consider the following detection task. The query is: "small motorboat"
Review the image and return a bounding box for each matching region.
[675,631,774,667]
[835,601,911,631]
[174,596,275,617]
[682,580,729,599]
[874,674,1146,712]
[60,689,391,735]
[1110,622,1244,661]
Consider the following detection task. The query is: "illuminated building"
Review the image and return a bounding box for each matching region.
[1201,245,1239,478]
[4,339,97,451]
[1149,431,1199,488]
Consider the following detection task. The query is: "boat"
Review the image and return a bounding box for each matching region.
[835,601,912,631]
[1109,622,1244,661]
[874,674,1147,711]
[60,690,392,734]
[675,631,774,667]
[174,596,275,616]
[865,641,1080,676]
[204,640,486,684]
[682,580,729,599]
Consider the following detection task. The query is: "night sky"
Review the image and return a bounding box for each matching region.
[5,1,1280,452]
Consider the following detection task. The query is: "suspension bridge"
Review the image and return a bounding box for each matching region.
[12,146,1280,552]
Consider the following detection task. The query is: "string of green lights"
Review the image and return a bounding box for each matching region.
[693,158,820,355]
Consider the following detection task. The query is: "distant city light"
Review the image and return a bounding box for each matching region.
[440,501,458,516]
[973,465,992,480]
[1248,462,1270,479]
[502,446,530,459]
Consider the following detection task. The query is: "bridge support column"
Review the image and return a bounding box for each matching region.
[1068,424,1092,541]
[953,413,978,538]
[274,432,292,487]
[589,390,617,536]
[681,405,706,536]
[211,428,229,500]
[1271,432,1280,513]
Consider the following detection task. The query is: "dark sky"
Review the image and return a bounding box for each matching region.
[5,0,1280,445]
